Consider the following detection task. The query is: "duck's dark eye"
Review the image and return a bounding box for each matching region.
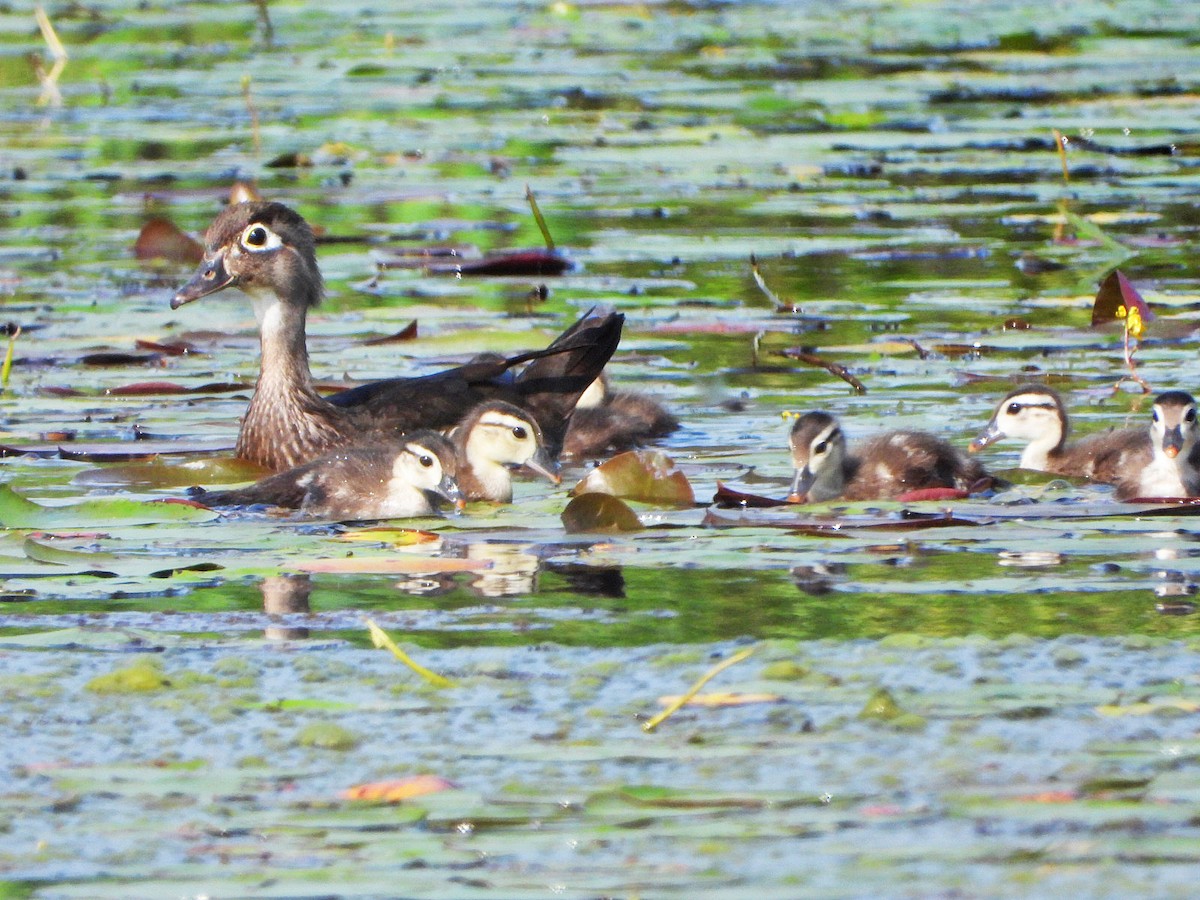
[1006,402,1021,415]
[1187,409,1197,423]
[245,226,268,247]
[1153,410,1161,423]
[814,441,828,454]
[418,454,434,468]
[512,426,528,440]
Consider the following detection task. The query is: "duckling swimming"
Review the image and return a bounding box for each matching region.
[192,430,461,520]
[789,411,988,502]
[971,385,1200,498]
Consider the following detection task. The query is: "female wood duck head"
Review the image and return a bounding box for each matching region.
[171,201,323,317]
[452,401,560,502]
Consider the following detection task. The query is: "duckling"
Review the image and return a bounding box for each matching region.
[191,430,462,520]
[970,384,1144,480]
[450,400,561,502]
[1114,390,1200,499]
[970,385,1200,497]
[561,372,680,459]
[788,411,988,502]
[169,201,623,472]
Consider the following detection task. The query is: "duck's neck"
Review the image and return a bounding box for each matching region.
[236,290,344,471]
[807,449,853,502]
[253,293,316,398]
[1020,426,1064,470]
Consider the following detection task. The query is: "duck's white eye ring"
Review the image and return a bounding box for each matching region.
[240,223,282,252]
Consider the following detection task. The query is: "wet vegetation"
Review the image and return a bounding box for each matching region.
[3,0,1200,896]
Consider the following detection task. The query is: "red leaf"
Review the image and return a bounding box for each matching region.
[105,381,189,396]
[431,249,571,277]
[1092,269,1154,327]
[712,481,791,508]
[893,487,970,502]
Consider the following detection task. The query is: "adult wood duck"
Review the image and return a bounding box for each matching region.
[561,373,679,459]
[449,400,560,502]
[192,430,462,520]
[170,201,623,472]
[788,411,988,502]
[970,385,1200,497]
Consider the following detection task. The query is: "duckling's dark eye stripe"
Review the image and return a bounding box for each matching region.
[1008,402,1058,412]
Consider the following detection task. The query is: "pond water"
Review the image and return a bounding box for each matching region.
[2,1,1200,896]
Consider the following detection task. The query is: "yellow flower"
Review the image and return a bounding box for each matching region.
[1125,306,1145,339]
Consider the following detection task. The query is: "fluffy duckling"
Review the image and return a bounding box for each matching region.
[970,384,1143,480]
[192,430,462,520]
[1115,391,1200,499]
[971,385,1200,497]
[450,401,560,502]
[789,411,988,502]
[562,373,679,459]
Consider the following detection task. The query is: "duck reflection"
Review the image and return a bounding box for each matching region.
[260,573,312,640]
[465,542,540,598]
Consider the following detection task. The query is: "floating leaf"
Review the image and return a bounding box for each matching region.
[712,481,790,508]
[573,450,695,506]
[0,483,217,528]
[430,249,572,277]
[337,527,441,545]
[361,319,418,345]
[73,456,264,489]
[1,439,235,462]
[1092,269,1154,328]
[561,492,643,533]
[341,774,456,802]
[133,217,203,264]
[1095,699,1200,716]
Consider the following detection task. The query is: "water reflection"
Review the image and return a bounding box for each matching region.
[464,542,539,598]
[260,574,312,640]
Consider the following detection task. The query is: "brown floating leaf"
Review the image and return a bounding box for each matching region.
[573,450,695,506]
[361,319,418,345]
[561,492,644,533]
[105,381,189,396]
[430,249,571,277]
[712,481,791,508]
[133,218,204,264]
[341,774,457,803]
[1092,269,1154,327]
[265,151,312,168]
[79,352,162,367]
[893,487,970,502]
[134,339,201,356]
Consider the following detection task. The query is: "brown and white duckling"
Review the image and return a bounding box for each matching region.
[191,430,462,520]
[971,385,1200,497]
[970,384,1143,480]
[1114,391,1200,499]
[450,401,560,502]
[169,201,623,472]
[562,373,679,459]
[788,411,988,502]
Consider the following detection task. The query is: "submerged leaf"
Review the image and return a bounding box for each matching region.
[573,450,695,505]
[561,492,643,533]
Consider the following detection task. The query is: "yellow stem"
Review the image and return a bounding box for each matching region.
[642,646,757,733]
[365,618,455,688]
